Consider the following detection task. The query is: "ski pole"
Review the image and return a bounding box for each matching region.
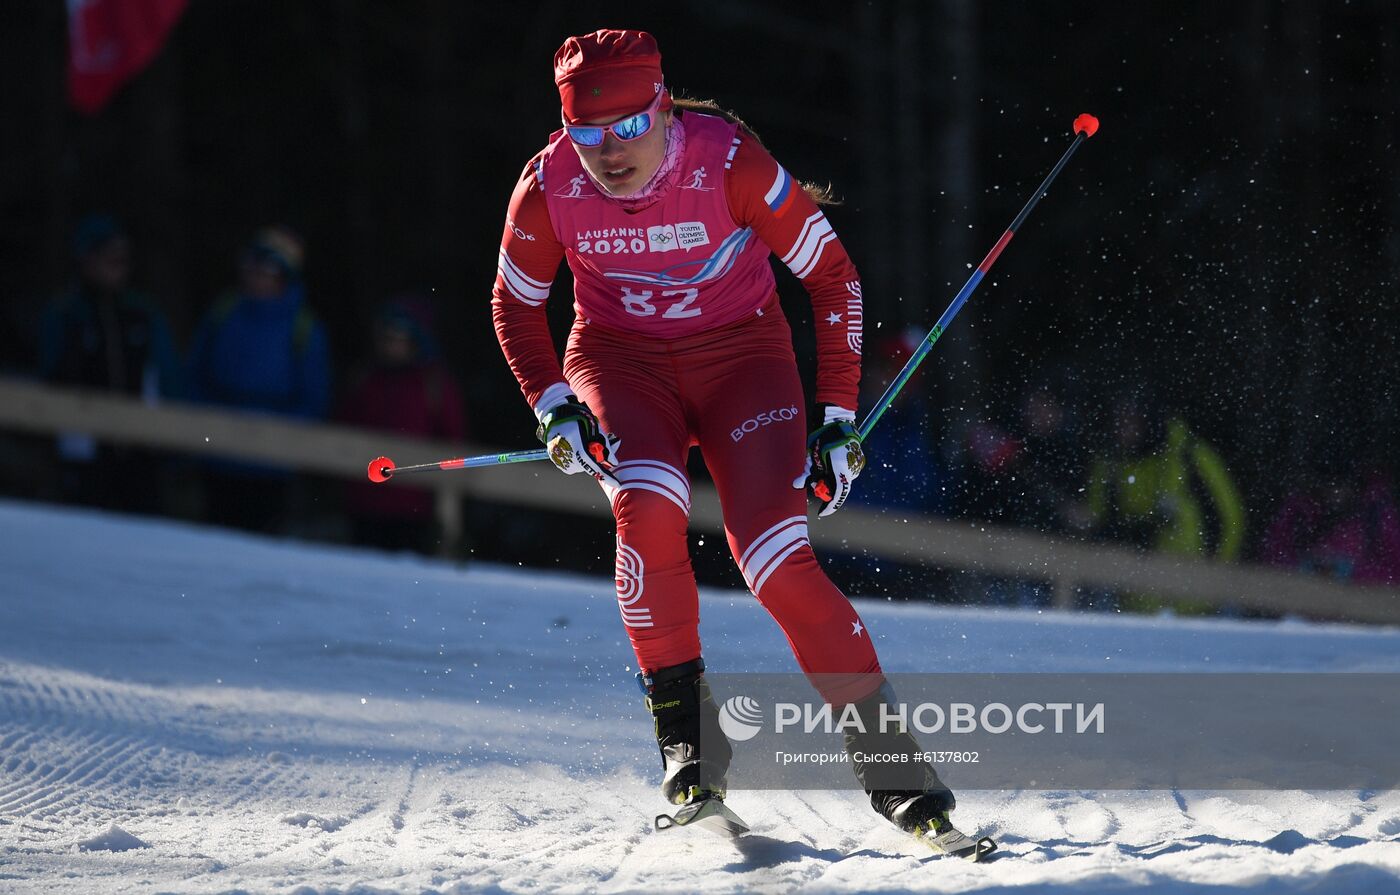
[857,112,1099,441]
[367,449,548,483]
[370,115,1097,483]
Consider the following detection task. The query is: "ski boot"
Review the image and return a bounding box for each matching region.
[843,685,996,861]
[639,658,747,836]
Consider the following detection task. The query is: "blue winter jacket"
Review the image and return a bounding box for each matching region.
[188,284,330,420]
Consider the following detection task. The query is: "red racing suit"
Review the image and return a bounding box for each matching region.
[492,111,879,704]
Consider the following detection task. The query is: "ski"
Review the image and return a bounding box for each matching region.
[654,796,750,837]
[914,822,998,862]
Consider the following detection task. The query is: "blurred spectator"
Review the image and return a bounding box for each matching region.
[1262,465,1400,586]
[1083,390,1246,613]
[338,295,466,554]
[188,225,330,532]
[851,328,959,517]
[953,366,1092,606]
[959,365,1090,535]
[833,329,960,599]
[37,213,182,512]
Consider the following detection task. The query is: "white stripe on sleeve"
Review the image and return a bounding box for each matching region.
[781,215,835,279]
[498,248,551,306]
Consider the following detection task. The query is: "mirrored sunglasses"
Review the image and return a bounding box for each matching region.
[564,90,666,148]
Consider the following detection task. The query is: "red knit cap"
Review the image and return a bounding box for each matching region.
[554,29,665,125]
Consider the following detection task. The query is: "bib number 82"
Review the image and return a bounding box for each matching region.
[620,287,701,319]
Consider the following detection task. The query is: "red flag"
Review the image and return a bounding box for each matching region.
[67,0,188,115]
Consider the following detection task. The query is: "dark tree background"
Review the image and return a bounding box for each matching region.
[1,1,1397,563]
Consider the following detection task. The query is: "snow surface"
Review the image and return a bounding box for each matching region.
[1,498,1399,894]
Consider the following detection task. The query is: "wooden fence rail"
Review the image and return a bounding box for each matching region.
[1,377,1395,623]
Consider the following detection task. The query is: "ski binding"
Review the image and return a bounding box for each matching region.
[654,796,749,837]
[917,823,998,862]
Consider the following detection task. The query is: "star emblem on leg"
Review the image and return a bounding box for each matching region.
[826,312,842,325]
[851,619,864,636]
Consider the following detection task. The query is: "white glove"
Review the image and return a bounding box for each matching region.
[536,395,621,486]
[792,406,865,518]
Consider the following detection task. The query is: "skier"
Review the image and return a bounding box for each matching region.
[491,29,982,855]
